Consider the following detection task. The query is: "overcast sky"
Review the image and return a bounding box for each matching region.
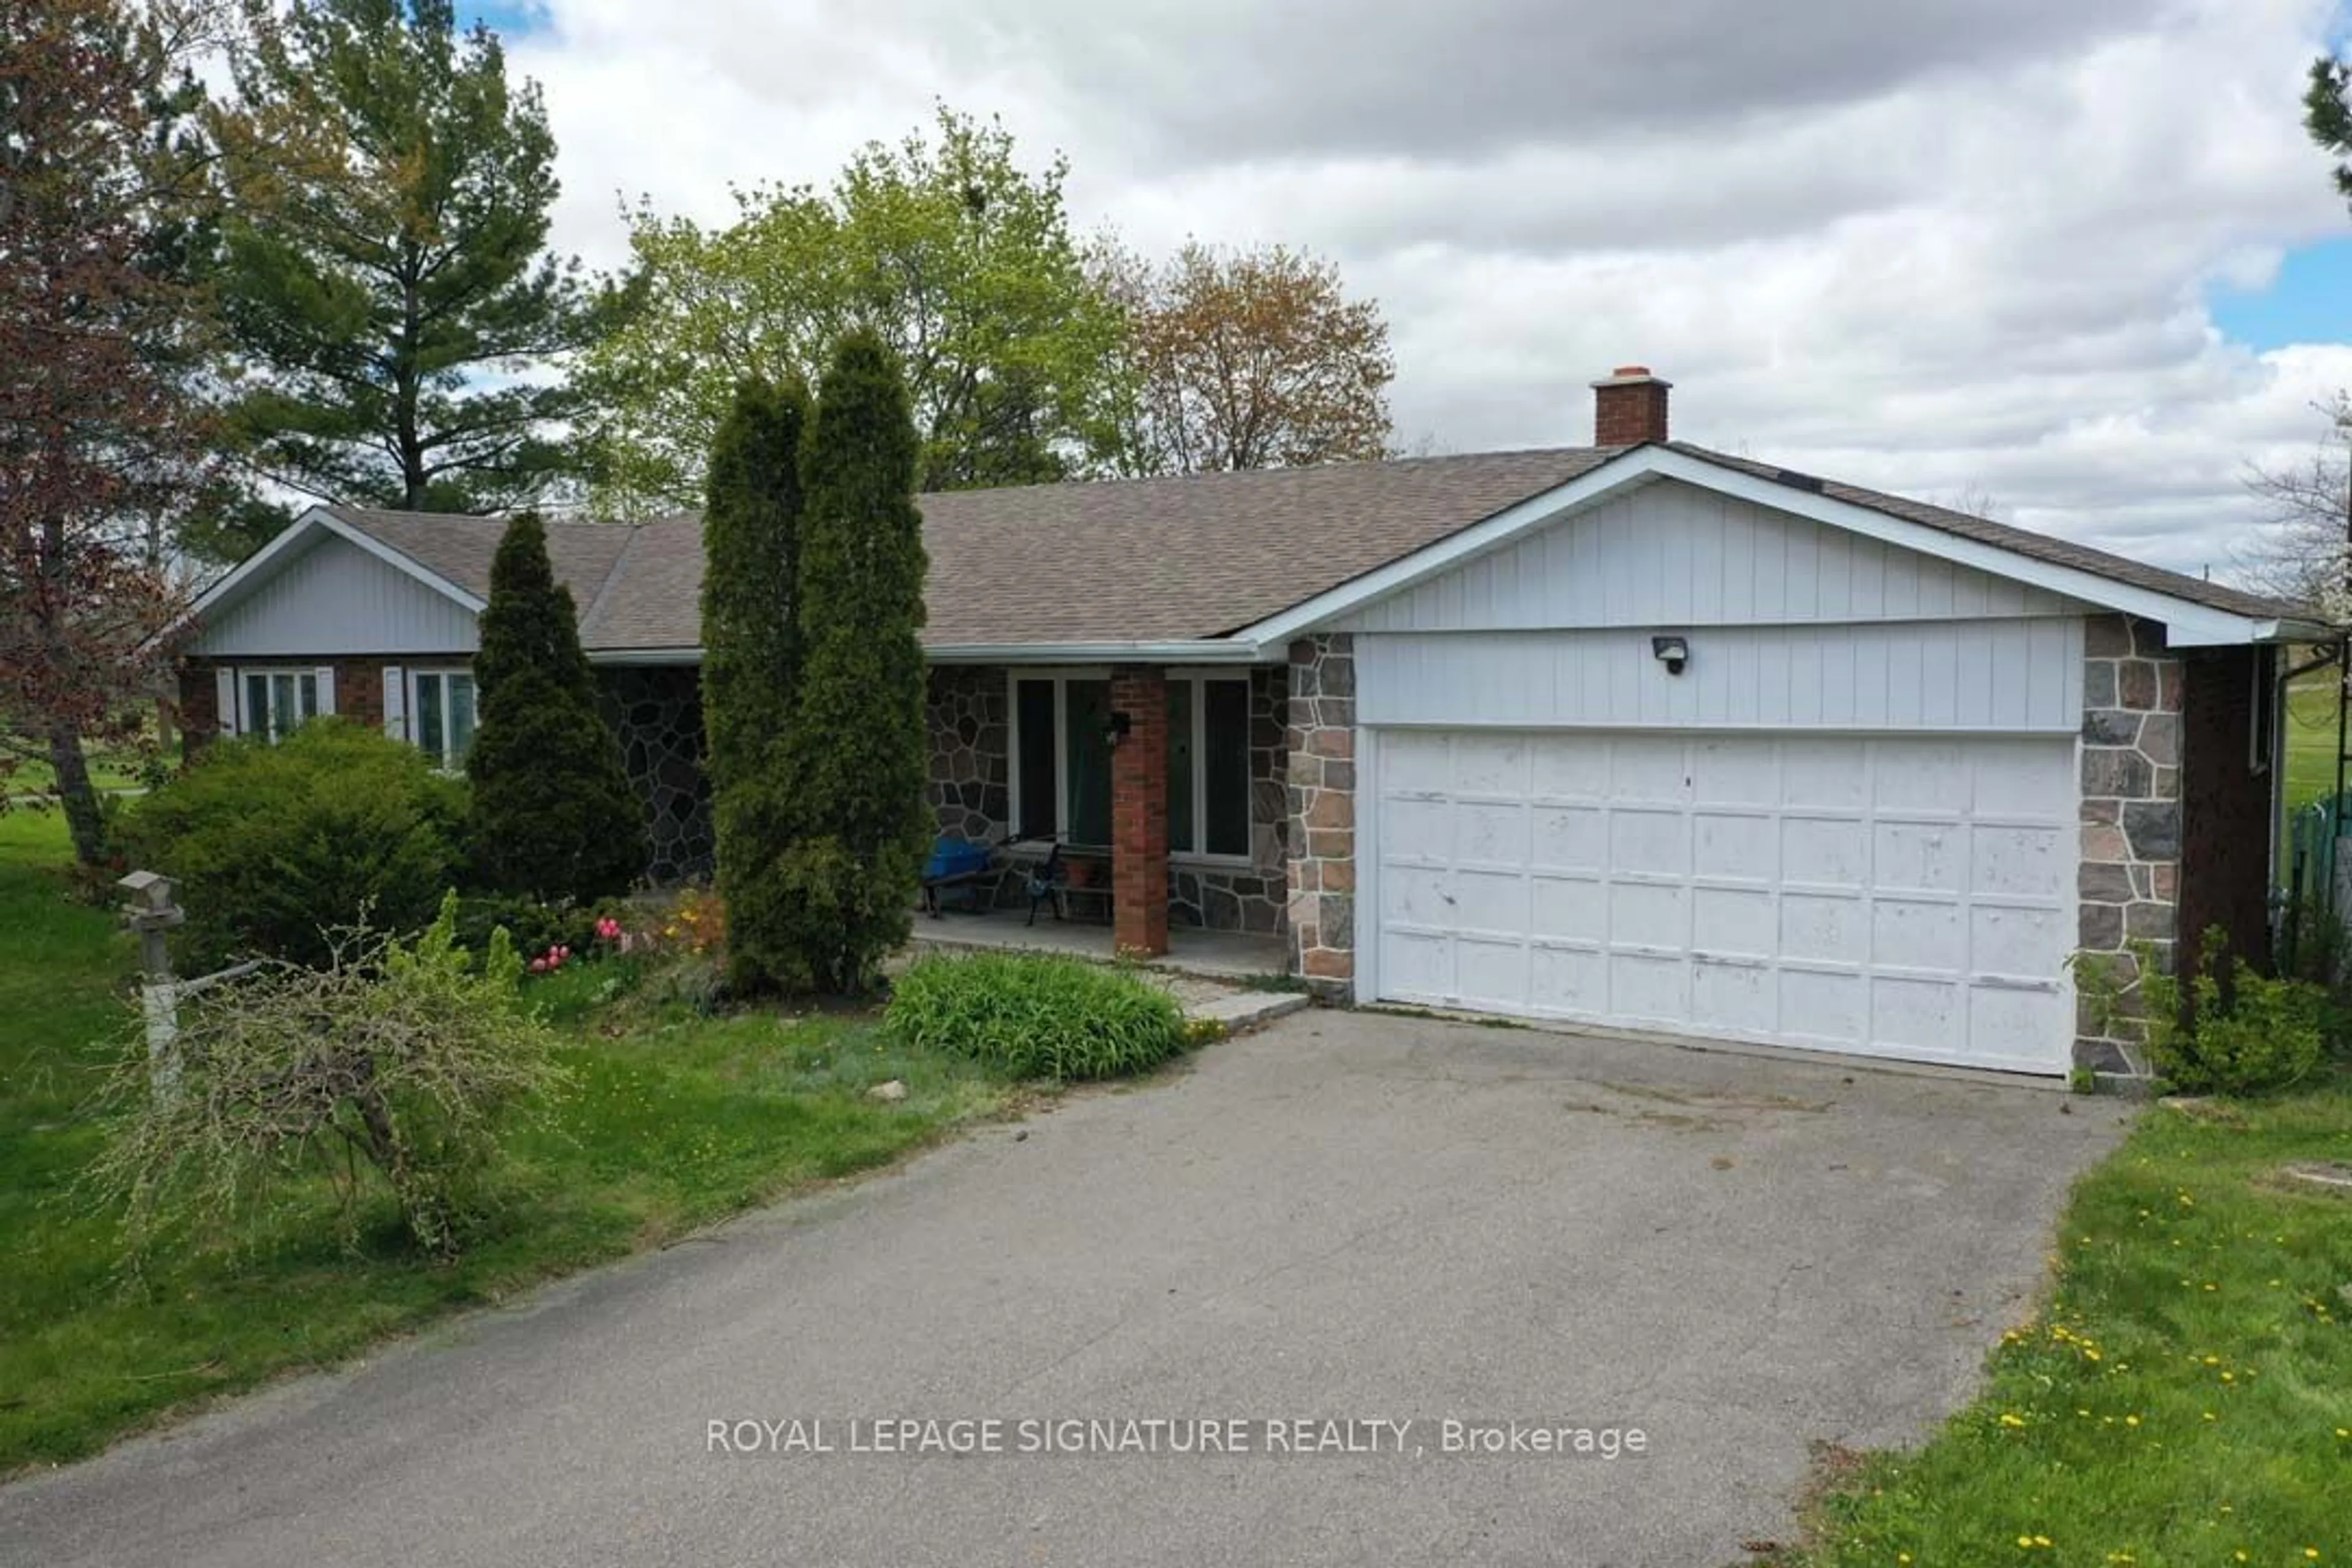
[481,0,2352,581]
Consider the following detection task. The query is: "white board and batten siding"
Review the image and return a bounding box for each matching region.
[190,533,479,659]
[1357,620,2085,733]
[1335,478,2079,635]
[1346,478,2089,1075]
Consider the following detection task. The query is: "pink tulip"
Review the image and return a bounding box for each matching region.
[529,957,549,974]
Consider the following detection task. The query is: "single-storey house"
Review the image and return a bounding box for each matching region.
[175,368,2327,1080]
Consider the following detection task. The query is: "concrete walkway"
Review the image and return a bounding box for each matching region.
[0,1012,2126,1567]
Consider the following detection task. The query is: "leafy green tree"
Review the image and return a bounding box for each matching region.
[464,513,646,900]
[701,377,811,993]
[213,0,621,511]
[770,331,932,993]
[581,105,1125,514]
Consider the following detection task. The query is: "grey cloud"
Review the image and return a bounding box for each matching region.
[937,0,2170,163]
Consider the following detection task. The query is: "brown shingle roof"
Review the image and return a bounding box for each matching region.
[326,443,2321,655]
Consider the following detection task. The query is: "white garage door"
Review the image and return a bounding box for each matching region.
[1368,731,2078,1074]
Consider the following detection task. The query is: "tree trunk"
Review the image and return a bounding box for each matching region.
[47,723,108,866]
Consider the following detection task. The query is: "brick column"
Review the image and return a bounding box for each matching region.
[1110,666,1170,957]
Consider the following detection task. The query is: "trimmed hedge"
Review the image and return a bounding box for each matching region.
[123,720,467,972]
[884,953,1189,1081]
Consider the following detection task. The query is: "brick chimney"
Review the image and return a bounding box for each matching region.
[1592,366,1672,447]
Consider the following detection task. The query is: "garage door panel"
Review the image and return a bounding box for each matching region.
[1531,877,1604,941]
[1381,864,1453,924]
[1780,740,1869,808]
[1780,818,1868,888]
[1453,867,1528,930]
[1455,801,1528,865]
[1872,976,1964,1054]
[1455,939,1527,1008]
[1968,986,2068,1066]
[1532,806,1607,870]
[1694,886,1775,957]
[1381,797,1451,860]
[1529,946,1606,1013]
[1529,736,1608,799]
[1970,824,2067,898]
[1875,742,1972,812]
[1611,881,1687,949]
[1453,734,1528,794]
[1381,931,1452,1000]
[1874,821,1964,892]
[1780,892,1868,963]
[1372,729,2076,1074]
[1871,899,1963,971]
[1693,740,1779,805]
[1973,742,2077,815]
[1610,737,1687,799]
[1694,813,1776,880]
[1692,959,1774,1033]
[1609,953,1686,1022]
[1384,731,1453,793]
[1779,970,1866,1045]
[1610,810,1687,876]
[1970,905,2070,977]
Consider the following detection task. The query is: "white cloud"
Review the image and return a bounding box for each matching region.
[513,0,2352,584]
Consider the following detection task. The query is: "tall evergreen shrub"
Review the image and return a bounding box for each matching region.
[466,513,647,900]
[772,331,933,991]
[701,379,812,993]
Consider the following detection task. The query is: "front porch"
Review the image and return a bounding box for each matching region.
[925,661,1295,954]
[906,902,1289,982]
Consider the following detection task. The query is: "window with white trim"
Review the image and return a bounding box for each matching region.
[238,669,322,742]
[1008,671,1253,858]
[410,669,478,770]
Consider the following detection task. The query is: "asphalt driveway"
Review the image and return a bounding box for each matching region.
[0,1011,2124,1567]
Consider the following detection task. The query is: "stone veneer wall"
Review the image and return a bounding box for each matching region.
[2074,614,2185,1077]
[595,666,710,885]
[927,665,1291,937]
[1285,635,1357,995]
[1168,664,1291,937]
[927,666,1010,842]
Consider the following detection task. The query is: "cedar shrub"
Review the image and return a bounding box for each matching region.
[465,513,646,900]
[771,331,933,992]
[701,377,812,993]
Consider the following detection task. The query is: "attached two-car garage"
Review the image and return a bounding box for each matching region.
[1330,469,2105,1077]
[1364,728,2078,1075]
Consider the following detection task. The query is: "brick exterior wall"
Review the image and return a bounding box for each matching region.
[1110,666,1170,956]
[1285,635,1356,996]
[176,661,219,754]
[180,655,412,757]
[2075,615,2186,1077]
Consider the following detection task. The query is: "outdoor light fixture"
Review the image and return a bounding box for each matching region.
[1651,635,1690,676]
[1105,710,1133,747]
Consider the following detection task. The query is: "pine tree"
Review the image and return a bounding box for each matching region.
[213,0,623,511]
[466,514,646,900]
[771,331,932,992]
[701,378,810,993]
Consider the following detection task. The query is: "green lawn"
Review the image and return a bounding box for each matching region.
[2283,676,2340,815]
[1799,1079,2352,1565]
[0,812,1020,1474]
[2,745,153,800]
